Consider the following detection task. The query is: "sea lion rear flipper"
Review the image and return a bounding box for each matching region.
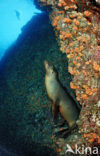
[52,99,59,120]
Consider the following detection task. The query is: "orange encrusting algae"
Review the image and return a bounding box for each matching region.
[63,18,72,23]
[83,133,100,144]
[93,61,100,71]
[84,11,92,17]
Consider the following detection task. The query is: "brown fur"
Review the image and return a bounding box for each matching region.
[44,60,80,129]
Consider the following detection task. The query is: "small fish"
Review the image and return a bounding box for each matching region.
[15,10,20,20]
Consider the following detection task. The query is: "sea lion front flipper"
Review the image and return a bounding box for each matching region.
[52,99,59,120]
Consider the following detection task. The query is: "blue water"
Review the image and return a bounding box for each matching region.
[0,0,41,60]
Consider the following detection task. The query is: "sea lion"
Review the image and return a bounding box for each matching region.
[44,60,80,130]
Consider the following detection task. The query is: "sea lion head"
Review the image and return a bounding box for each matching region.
[44,60,57,78]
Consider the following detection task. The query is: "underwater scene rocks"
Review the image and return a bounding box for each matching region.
[0,13,75,155]
[37,0,100,155]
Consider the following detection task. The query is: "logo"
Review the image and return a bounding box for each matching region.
[65,144,99,155]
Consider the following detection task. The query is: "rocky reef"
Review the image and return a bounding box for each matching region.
[35,0,100,155]
[0,12,75,155]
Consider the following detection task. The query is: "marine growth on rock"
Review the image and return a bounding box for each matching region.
[38,0,100,154]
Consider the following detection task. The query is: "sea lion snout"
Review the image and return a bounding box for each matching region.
[44,60,48,66]
[44,60,49,69]
[44,60,53,72]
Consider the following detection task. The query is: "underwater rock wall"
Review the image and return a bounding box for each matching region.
[37,0,100,154]
[0,13,73,155]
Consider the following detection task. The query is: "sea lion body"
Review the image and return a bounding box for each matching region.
[44,60,80,129]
